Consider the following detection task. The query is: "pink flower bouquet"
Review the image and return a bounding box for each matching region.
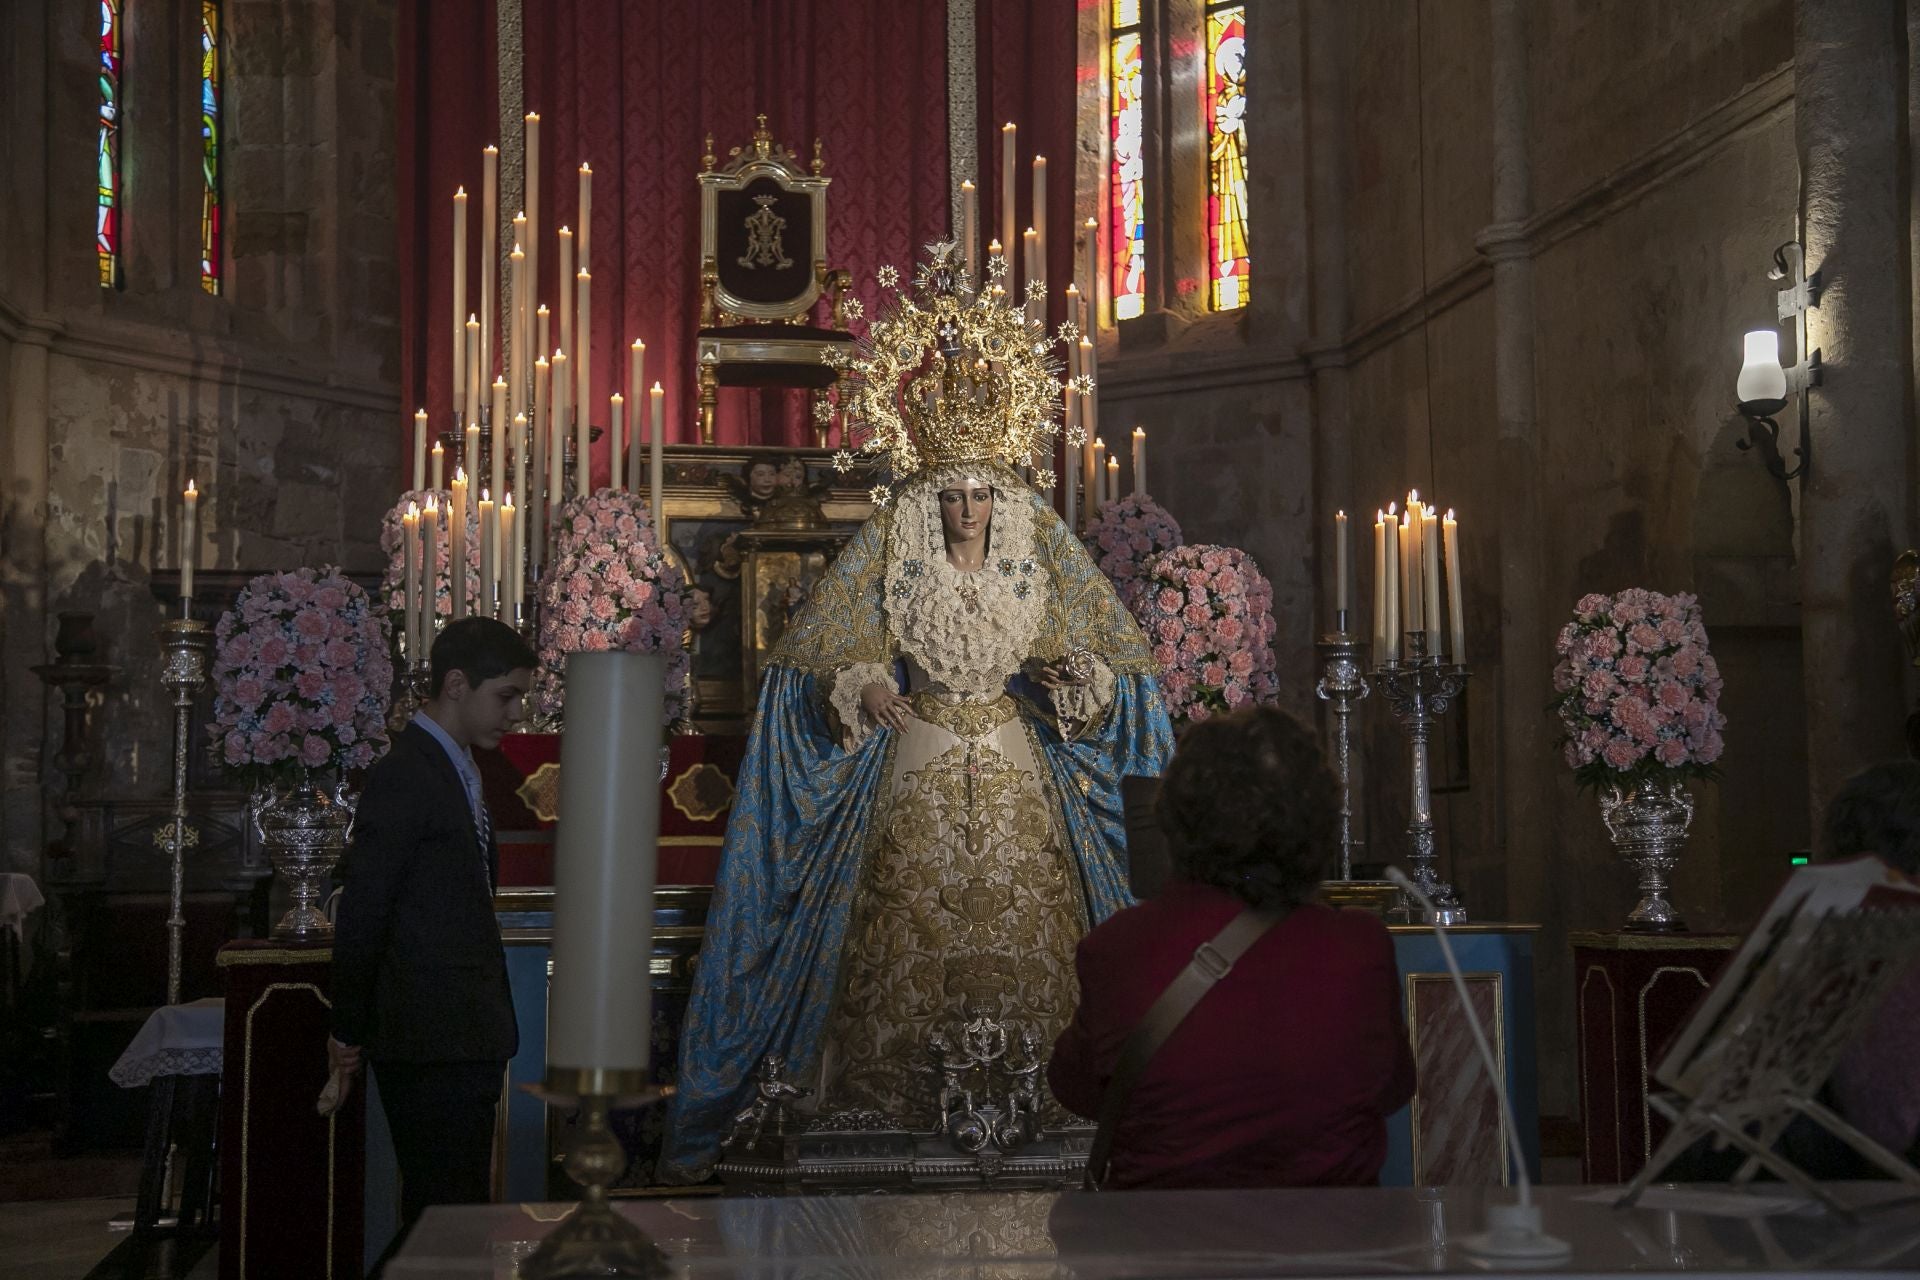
[211,566,393,786]
[1129,544,1280,727]
[1082,494,1184,606]
[534,488,693,723]
[377,489,481,640]
[1552,588,1727,787]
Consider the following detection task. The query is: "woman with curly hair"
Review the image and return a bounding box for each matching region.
[1048,704,1416,1189]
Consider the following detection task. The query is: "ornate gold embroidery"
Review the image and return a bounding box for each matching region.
[909,693,1018,741]
[821,738,1083,1121]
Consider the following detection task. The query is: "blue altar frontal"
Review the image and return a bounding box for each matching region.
[487,888,1539,1197]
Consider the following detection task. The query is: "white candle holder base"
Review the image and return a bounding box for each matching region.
[519,1084,672,1280]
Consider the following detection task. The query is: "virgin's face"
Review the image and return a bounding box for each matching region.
[938,480,995,546]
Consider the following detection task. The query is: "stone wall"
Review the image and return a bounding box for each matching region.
[0,0,401,876]
[1088,0,1838,1119]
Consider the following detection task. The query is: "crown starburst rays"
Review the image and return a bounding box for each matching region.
[826,242,1073,489]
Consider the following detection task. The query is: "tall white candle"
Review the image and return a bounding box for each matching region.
[1131,427,1146,498]
[1423,505,1443,639]
[649,382,665,524]
[180,480,198,601]
[1383,505,1400,661]
[1444,510,1466,663]
[1373,513,1387,657]
[1022,228,1039,323]
[402,503,420,657]
[1000,122,1017,276]
[423,497,440,637]
[577,163,592,275]
[1063,391,1079,531]
[524,113,540,321]
[1106,456,1120,508]
[480,145,497,404]
[1334,510,1350,626]
[550,351,569,503]
[576,269,592,486]
[536,305,550,367]
[511,411,528,572]
[412,409,427,492]
[547,650,664,1077]
[628,340,645,488]
[532,356,549,565]
[450,469,468,621]
[960,179,977,284]
[465,315,481,422]
[430,440,444,493]
[1083,217,1098,328]
[451,187,467,419]
[490,378,508,506]
[464,422,480,499]
[509,244,527,420]
[1031,155,1047,282]
[558,228,574,358]
[477,489,495,620]
[500,493,518,623]
[608,393,624,491]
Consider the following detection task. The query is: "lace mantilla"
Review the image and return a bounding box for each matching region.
[882,466,1048,701]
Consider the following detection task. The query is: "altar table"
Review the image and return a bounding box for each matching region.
[386,1182,1920,1276]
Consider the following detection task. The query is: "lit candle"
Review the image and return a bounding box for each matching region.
[1083,216,1098,329]
[1106,455,1120,508]
[1001,122,1017,268]
[1091,438,1107,513]
[464,421,480,499]
[423,497,440,636]
[1031,154,1047,280]
[1079,337,1099,495]
[627,340,645,488]
[402,502,420,657]
[500,492,519,623]
[577,163,593,274]
[576,270,592,488]
[1063,388,1079,532]
[450,469,468,620]
[550,350,569,505]
[1022,228,1040,323]
[1422,505,1442,639]
[1131,426,1146,498]
[523,113,540,319]
[1372,512,1387,657]
[532,356,549,566]
[1444,509,1465,664]
[1401,508,1421,647]
[490,377,508,505]
[180,480,198,601]
[480,145,498,411]
[959,179,977,283]
[1384,503,1400,661]
[412,409,427,492]
[451,187,467,420]
[608,393,624,491]
[511,411,528,572]
[508,243,527,422]
[558,227,574,357]
[536,305,550,365]
[649,382,665,524]
[987,238,1003,274]
[430,440,444,492]
[477,488,496,620]
[465,315,481,423]
[1335,510,1350,627]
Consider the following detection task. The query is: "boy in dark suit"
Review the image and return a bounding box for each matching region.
[328,616,536,1255]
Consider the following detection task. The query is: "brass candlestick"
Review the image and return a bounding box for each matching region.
[1373,630,1470,924]
[158,604,213,1005]
[520,1084,673,1280]
[1316,616,1370,881]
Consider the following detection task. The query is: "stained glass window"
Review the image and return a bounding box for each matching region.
[200,0,222,294]
[1109,0,1145,322]
[1206,3,1248,311]
[97,0,122,288]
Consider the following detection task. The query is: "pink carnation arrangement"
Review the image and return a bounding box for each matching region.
[1552,588,1727,787]
[210,566,393,785]
[1129,543,1280,727]
[534,488,692,723]
[377,489,481,644]
[1082,494,1184,606]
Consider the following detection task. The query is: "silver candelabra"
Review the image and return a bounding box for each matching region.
[158,603,213,1006]
[1315,618,1370,880]
[1373,630,1470,924]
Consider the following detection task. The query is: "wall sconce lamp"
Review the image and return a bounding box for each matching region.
[1734,241,1820,483]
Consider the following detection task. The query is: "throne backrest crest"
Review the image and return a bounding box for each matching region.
[699,115,834,324]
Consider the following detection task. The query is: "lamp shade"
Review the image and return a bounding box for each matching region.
[1737,329,1788,404]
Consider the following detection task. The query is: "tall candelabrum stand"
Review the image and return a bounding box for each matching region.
[1373,630,1470,925]
[1315,621,1370,880]
[158,604,213,1006]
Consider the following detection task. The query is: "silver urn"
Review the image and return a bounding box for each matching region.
[255,775,354,942]
[1599,775,1694,932]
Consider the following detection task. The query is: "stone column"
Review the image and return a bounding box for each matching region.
[1796,0,1914,831]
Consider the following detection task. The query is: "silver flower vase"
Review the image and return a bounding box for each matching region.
[255,773,355,943]
[1599,775,1694,932]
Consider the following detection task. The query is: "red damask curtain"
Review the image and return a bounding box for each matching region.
[398,2,1079,477]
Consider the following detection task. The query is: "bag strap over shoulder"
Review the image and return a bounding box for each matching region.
[1083,906,1286,1190]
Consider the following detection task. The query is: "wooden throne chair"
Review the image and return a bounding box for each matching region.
[696,116,854,446]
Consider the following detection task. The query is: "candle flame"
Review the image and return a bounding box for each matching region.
[432,441,443,453]
[1377,509,1385,522]
[611,392,623,403]
[961,179,975,190]
[651,381,664,393]
[484,144,498,155]
[455,467,466,483]
[426,497,438,512]
[503,492,513,507]
[511,243,524,256]
[481,488,490,502]
[580,162,591,173]
[560,225,571,236]
[632,338,644,350]
[407,501,418,517]
[537,304,549,315]
[1004,121,1016,131]
[525,111,539,122]
[1446,508,1456,520]
[1337,509,1345,518]
[186,479,197,495]
[1388,502,1398,516]
[455,186,466,197]
[578,269,590,281]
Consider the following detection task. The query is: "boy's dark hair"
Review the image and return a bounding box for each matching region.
[1154,704,1339,911]
[429,616,538,697]
[1824,760,1920,876]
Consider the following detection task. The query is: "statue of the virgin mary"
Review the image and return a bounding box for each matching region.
[660,246,1174,1182]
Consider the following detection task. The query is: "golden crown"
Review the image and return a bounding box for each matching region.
[826,242,1089,501]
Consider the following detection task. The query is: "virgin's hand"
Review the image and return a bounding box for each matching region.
[860,682,913,732]
[1036,663,1087,692]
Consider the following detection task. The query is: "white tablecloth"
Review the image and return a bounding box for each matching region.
[0,872,43,940]
[110,997,225,1087]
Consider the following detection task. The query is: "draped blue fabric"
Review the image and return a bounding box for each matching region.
[658,478,1175,1183]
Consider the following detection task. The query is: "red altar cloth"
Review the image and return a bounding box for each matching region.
[480,733,744,887]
